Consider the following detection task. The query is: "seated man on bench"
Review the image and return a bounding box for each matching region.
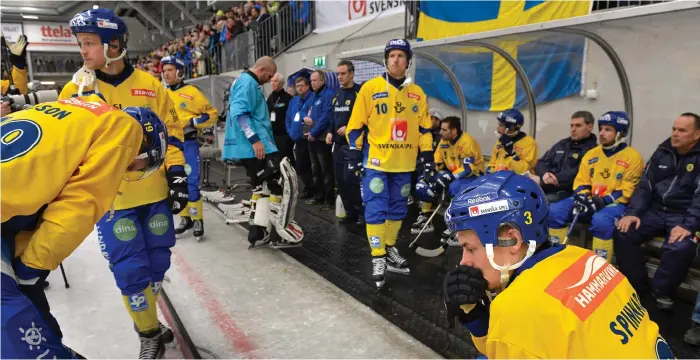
[615,112,700,310]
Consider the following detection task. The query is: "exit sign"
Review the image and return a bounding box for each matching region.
[313,55,327,69]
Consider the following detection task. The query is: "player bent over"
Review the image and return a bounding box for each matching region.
[161,56,219,242]
[442,171,672,358]
[345,39,434,289]
[223,56,303,248]
[548,112,643,262]
[1,96,167,359]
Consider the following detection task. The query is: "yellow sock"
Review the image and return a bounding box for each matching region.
[178,207,189,218]
[270,195,281,205]
[592,237,614,262]
[123,284,159,333]
[190,200,203,221]
[385,220,402,247]
[420,202,433,213]
[548,227,569,244]
[366,223,386,256]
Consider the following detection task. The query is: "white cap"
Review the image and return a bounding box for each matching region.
[428,108,443,120]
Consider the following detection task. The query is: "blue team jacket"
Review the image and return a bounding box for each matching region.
[285,92,313,142]
[223,70,278,160]
[307,85,335,139]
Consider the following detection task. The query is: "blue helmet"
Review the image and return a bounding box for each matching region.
[69,9,129,51]
[161,56,185,71]
[384,38,412,61]
[496,108,524,130]
[598,111,630,136]
[123,107,168,181]
[445,171,549,246]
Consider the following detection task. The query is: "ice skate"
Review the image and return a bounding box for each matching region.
[248,226,272,249]
[175,216,193,238]
[269,221,303,249]
[193,220,204,242]
[138,330,165,359]
[386,246,410,275]
[224,207,251,224]
[441,229,459,247]
[218,200,251,212]
[135,322,173,344]
[410,212,434,234]
[372,256,387,289]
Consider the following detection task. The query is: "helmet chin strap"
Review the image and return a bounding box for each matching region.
[485,240,537,291]
[103,44,127,68]
[602,132,626,151]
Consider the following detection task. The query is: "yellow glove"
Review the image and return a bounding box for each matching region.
[9,35,27,56]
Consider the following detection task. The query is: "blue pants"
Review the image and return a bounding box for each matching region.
[362,169,411,224]
[614,209,699,298]
[693,292,700,325]
[448,176,480,199]
[96,200,175,296]
[548,197,626,240]
[183,139,201,202]
[332,143,363,218]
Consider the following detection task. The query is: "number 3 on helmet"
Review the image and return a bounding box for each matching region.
[123,107,168,181]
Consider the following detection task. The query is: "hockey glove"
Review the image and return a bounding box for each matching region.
[434,170,455,189]
[346,149,364,179]
[13,258,50,287]
[443,266,490,332]
[166,166,189,213]
[415,177,437,202]
[8,35,28,69]
[419,151,436,179]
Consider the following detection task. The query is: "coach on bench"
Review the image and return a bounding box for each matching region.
[615,112,700,310]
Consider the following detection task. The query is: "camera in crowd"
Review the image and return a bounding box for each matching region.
[2,90,59,112]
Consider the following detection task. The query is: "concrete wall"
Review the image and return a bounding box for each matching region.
[278,8,699,161]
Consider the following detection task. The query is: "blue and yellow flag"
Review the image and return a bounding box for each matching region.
[415,0,591,112]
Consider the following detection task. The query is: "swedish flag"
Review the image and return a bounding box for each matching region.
[415,0,591,112]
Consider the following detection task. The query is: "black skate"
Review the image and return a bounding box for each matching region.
[410,212,434,234]
[138,329,165,359]
[372,256,387,289]
[133,322,173,344]
[193,220,204,242]
[386,246,410,275]
[175,216,193,238]
[248,226,272,249]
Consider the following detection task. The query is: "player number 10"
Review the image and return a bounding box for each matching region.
[375,103,388,115]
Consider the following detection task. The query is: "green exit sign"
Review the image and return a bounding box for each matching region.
[313,55,327,69]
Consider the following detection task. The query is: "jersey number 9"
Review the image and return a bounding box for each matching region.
[1,119,43,163]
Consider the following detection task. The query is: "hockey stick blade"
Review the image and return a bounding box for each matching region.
[415,243,447,257]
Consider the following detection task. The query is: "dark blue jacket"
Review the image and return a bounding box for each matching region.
[535,133,597,194]
[307,84,335,139]
[285,92,313,142]
[331,83,361,144]
[627,138,700,232]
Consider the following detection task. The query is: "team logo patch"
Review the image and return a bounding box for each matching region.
[616,172,623,180]
[369,177,384,194]
[544,252,624,321]
[131,89,156,98]
[180,102,186,108]
[616,160,629,168]
[400,183,411,197]
[345,100,351,105]
[148,214,170,236]
[58,97,113,115]
[370,158,380,166]
[468,200,509,217]
[129,292,148,312]
[391,119,408,141]
[97,20,118,29]
[655,337,673,359]
[18,320,47,351]
[412,104,418,113]
[588,157,598,165]
[408,93,420,100]
[113,218,137,241]
[179,93,193,100]
[572,153,579,159]
[184,164,192,175]
[372,92,388,100]
[369,236,381,248]
[687,163,695,172]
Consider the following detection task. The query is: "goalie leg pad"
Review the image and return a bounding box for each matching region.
[275,157,299,229]
[253,197,271,228]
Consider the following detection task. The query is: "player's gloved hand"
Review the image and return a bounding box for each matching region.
[7,35,28,69]
[419,151,436,179]
[346,149,364,178]
[415,177,437,202]
[587,196,606,212]
[434,170,455,189]
[443,265,490,330]
[166,166,189,213]
[13,258,50,287]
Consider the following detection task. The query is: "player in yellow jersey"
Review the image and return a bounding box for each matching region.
[548,112,644,263]
[1,33,29,99]
[412,116,484,235]
[487,108,538,174]
[161,56,218,242]
[442,171,672,358]
[59,9,187,358]
[345,39,434,288]
[1,97,167,359]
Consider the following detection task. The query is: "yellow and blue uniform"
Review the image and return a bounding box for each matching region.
[487,131,538,174]
[471,245,670,358]
[2,96,143,359]
[1,66,29,95]
[346,75,433,256]
[166,82,218,222]
[59,64,185,333]
[548,144,644,261]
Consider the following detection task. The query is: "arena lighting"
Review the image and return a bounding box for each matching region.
[93,5,99,9]
[20,7,40,11]
[21,14,39,19]
[40,81,56,85]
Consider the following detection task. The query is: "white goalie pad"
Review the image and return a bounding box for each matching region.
[276,157,298,230]
[252,196,271,229]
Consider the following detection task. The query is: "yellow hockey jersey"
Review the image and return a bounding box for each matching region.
[346,76,433,172]
[59,65,185,210]
[166,83,218,136]
[1,96,143,270]
[574,144,643,204]
[488,132,538,174]
[1,66,29,95]
[473,245,669,358]
[435,131,485,177]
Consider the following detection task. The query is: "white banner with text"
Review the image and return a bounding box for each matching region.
[314,0,405,34]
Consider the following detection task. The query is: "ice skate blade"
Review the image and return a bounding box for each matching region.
[175,231,190,239]
[269,242,302,249]
[225,217,250,225]
[410,227,434,234]
[375,280,386,289]
[387,265,410,275]
[195,236,203,243]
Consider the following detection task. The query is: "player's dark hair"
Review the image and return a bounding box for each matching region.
[337,60,354,73]
[572,110,595,125]
[294,76,310,86]
[680,112,700,130]
[441,116,461,131]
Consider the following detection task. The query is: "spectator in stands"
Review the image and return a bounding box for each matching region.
[326,60,364,226]
[687,294,700,345]
[268,73,294,166]
[529,111,597,203]
[304,70,335,210]
[286,76,315,199]
[615,112,700,309]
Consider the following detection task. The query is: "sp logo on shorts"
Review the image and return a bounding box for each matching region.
[148,214,170,236]
[401,183,411,197]
[369,177,384,194]
[113,218,137,241]
[370,236,381,248]
[129,292,148,312]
